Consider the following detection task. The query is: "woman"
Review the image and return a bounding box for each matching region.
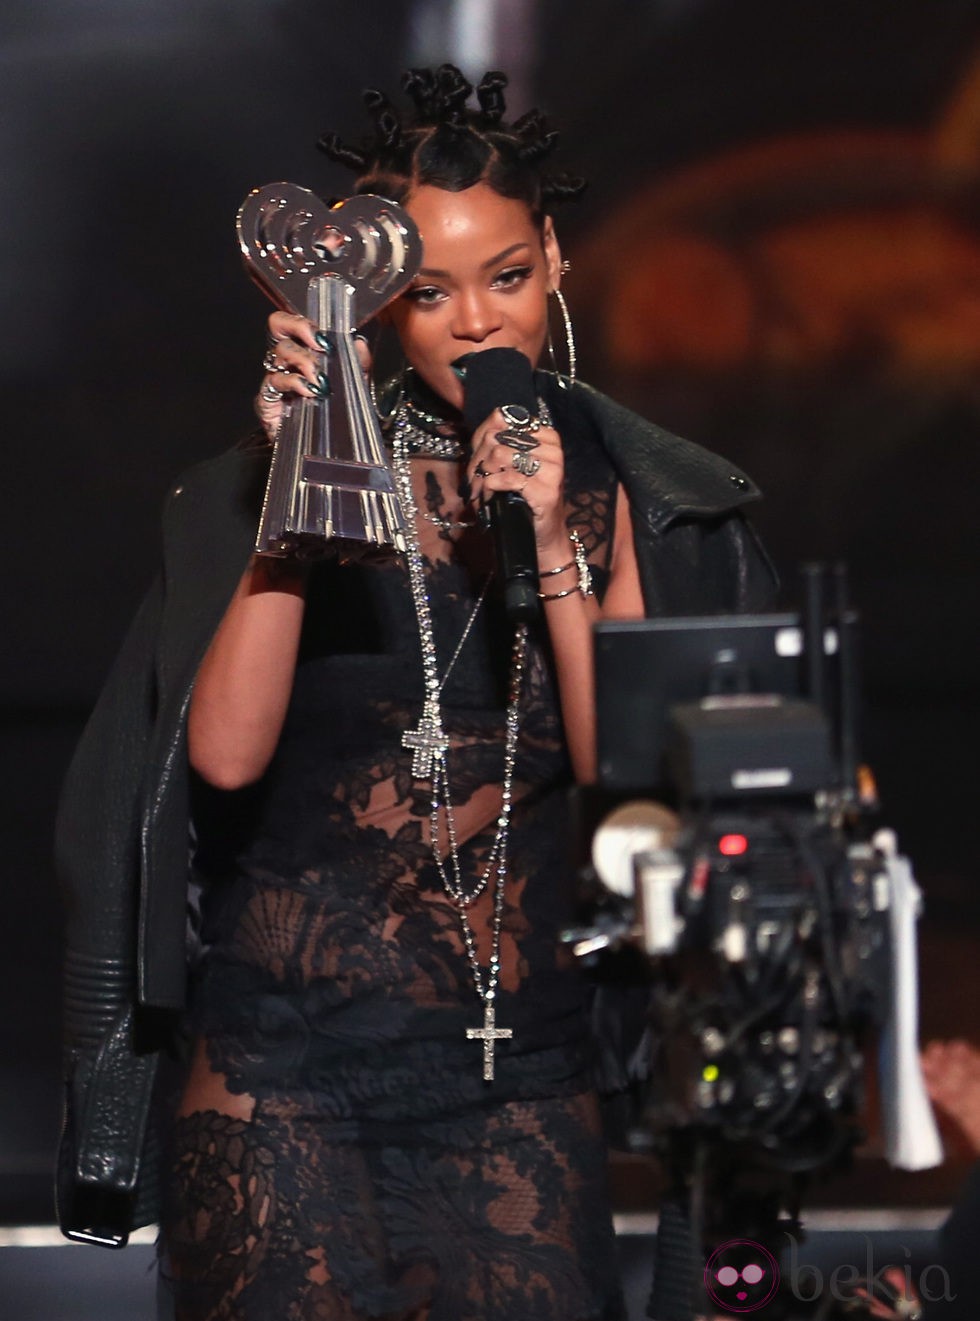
[57,66,775,1321]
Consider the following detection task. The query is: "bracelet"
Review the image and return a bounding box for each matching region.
[539,558,576,578]
[538,530,594,601]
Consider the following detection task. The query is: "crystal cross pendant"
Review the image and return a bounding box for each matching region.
[402,698,449,779]
[466,1000,513,1081]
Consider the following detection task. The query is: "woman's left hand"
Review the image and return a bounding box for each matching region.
[466,409,571,568]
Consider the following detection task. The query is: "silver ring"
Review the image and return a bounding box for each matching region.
[499,403,541,433]
[263,350,292,375]
[259,382,284,403]
[496,429,540,453]
[475,461,490,479]
[511,452,541,477]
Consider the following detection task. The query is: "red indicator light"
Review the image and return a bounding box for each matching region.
[689,856,711,897]
[718,833,748,857]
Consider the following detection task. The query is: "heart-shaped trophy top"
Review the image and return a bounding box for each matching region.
[237,184,422,326]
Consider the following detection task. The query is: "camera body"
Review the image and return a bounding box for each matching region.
[571,584,894,1165]
[633,809,889,1148]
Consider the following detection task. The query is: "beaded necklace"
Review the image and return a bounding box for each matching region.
[389,399,524,1081]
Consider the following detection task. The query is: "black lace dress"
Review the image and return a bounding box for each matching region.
[162,397,629,1321]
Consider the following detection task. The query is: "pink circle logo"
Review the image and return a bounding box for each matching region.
[704,1238,780,1312]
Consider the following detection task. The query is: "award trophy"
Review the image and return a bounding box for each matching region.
[238,184,422,556]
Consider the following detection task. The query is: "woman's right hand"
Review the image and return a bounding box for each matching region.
[255,311,328,441]
[254,312,374,441]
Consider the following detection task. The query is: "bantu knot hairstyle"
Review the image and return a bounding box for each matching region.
[316,64,585,221]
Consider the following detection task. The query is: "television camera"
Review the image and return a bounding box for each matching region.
[567,566,922,1319]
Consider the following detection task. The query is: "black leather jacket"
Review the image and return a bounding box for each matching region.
[55,377,776,1245]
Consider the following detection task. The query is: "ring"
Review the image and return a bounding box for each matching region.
[263,349,292,374]
[511,452,541,477]
[259,382,284,403]
[499,403,541,433]
[496,428,540,453]
[475,461,490,478]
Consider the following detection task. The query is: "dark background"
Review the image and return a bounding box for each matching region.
[2,0,978,1226]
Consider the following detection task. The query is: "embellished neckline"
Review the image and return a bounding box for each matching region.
[384,370,467,461]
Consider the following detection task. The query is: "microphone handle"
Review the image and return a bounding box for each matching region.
[457,346,541,621]
[488,491,540,622]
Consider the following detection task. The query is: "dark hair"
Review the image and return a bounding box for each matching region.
[317,64,585,224]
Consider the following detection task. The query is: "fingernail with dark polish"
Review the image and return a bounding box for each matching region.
[315,331,334,353]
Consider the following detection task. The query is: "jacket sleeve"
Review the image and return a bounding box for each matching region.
[54,441,270,1244]
[558,377,779,614]
[55,577,164,1245]
[633,510,778,617]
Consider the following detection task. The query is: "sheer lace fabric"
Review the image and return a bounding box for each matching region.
[164,1092,621,1320]
[164,414,627,1320]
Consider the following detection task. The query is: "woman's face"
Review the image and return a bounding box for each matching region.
[387,182,562,412]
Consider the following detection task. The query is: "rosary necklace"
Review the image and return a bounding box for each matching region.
[390,398,525,1081]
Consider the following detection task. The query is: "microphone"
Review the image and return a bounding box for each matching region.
[459,348,540,621]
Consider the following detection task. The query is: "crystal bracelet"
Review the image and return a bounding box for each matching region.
[538,530,594,600]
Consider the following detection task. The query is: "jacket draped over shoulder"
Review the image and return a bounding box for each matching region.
[55,380,776,1244]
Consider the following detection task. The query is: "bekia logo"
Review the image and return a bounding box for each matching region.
[704,1232,955,1312]
[704,1238,780,1312]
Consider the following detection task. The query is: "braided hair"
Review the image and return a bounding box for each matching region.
[317,64,585,224]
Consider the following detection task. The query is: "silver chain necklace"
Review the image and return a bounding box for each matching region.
[390,400,526,1081]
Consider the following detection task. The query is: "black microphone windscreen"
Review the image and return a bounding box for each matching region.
[460,348,536,432]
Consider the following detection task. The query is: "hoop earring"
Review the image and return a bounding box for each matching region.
[363,320,406,422]
[547,287,577,390]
